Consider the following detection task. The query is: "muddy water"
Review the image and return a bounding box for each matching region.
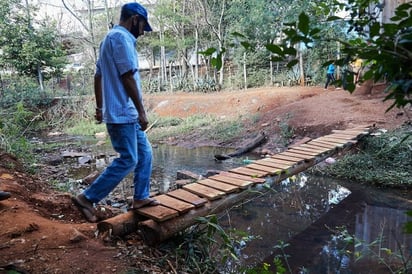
[64,141,411,273]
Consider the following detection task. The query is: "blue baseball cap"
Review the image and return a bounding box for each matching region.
[122,2,152,31]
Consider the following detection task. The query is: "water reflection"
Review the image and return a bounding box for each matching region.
[234,176,412,274]
[150,145,257,193]
[68,143,259,203]
[218,175,353,272]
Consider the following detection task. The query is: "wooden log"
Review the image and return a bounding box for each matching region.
[97,211,141,237]
[177,170,202,180]
[214,132,267,160]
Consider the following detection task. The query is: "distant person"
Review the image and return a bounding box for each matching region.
[324,63,336,90]
[72,2,158,223]
[0,190,11,201]
[352,58,363,85]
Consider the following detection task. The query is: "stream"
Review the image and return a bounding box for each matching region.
[42,136,412,273]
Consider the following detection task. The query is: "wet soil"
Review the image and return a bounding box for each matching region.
[0,85,411,273]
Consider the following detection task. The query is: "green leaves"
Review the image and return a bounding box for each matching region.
[265,44,283,56]
[199,47,226,71]
[298,12,310,36]
[0,1,66,80]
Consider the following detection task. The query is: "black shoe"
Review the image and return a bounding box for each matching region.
[0,191,11,201]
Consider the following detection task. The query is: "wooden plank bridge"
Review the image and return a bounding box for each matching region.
[97,125,371,245]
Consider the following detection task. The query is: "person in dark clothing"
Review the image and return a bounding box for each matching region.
[324,63,336,90]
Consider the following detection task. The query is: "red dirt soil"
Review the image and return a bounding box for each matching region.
[0,85,410,273]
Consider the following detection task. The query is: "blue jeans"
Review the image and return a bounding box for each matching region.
[83,123,152,203]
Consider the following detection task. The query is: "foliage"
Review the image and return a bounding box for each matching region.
[405,211,412,234]
[274,1,412,110]
[322,126,412,187]
[331,226,412,274]
[0,81,95,168]
[0,102,37,167]
[278,113,295,146]
[0,0,67,84]
[166,214,239,273]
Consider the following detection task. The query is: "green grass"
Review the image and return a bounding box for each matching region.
[64,119,106,136]
[147,113,243,144]
[321,125,412,187]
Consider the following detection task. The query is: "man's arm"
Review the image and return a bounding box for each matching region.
[94,74,103,123]
[121,70,148,131]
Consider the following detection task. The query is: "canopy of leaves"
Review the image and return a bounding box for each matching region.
[0,0,67,79]
[275,0,412,110]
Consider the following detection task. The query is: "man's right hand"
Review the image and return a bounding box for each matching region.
[95,108,103,124]
[139,113,149,131]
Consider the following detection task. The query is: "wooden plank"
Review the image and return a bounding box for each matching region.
[136,205,179,222]
[255,159,293,169]
[166,189,207,207]
[309,139,347,147]
[315,137,351,144]
[299,143,335,150]
[261,157,297,166]
[287,148,321,156]
[289,146,330,154]
[183,183,225,200]
[320,135,359,142]
[270,154,306,162]
[155,194,195,214]
[317,136,358,144]
[279,151,315,160]
[303,142,338,149]
[332,129,369,135]
[245,163,283,175]
[229,166,268,177]
[209,174,256,188]
[326,133,360,140]
[294,143,332,151]
[197,178,240,193]
[217,171,266,183]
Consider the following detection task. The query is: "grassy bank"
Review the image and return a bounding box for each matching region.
[319,125,412,188]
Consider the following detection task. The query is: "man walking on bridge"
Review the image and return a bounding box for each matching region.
[72,2,158,222]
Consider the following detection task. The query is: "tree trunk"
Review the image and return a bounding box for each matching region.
[270,60,273,85]
[194,27,199,83]
[299,48,305,86]
[243,52,247,90]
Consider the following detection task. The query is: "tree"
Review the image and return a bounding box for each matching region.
[0,0,67,89]
[274,0,412,110]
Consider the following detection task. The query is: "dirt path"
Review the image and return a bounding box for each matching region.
[147,85,410,149]
[0,85,410,273]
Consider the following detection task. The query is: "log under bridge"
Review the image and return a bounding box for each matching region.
[97,125,372,245]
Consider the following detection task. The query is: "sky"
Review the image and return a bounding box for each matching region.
[30,0,152,34]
